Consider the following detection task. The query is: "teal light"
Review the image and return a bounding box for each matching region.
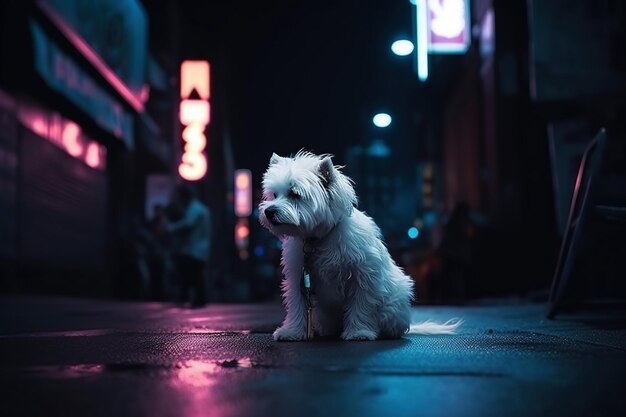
[416,0,429,81]
[408,227,419,239]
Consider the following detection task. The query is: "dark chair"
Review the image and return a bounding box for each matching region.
[547,129,608,319]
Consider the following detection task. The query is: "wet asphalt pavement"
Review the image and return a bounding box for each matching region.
[1,296,625,417]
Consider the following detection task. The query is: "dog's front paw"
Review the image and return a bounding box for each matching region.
[273,326,307,341]
[341,328,377,341]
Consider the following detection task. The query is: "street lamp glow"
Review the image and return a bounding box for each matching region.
[391,40,414,56]
[373,113,392,128]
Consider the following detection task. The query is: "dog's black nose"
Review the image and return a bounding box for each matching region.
[264,207,280,224]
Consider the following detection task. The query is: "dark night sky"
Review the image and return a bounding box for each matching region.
[146,0,425,176]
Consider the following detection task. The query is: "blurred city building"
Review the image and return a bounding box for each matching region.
[1,0,624,302]
[0,0,179,296]
[425,0,626,300]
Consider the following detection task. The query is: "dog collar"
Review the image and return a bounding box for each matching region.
[302,237,319,259]
[301,231,329,341]
[302,223,337,250]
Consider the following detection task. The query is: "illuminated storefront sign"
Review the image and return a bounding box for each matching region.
[17,102,106,170]
[179,60,209,181]
[234,169,252,259]
[414,0,471,81]
[427,0,471,53]
[36,0,148,112]
[31,22,134,147]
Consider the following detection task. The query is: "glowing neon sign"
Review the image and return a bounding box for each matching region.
[179,60,210,181]
[17,103,106,170]
[414,0,471,81]
[234,169,252,217]
[427,0,470,53]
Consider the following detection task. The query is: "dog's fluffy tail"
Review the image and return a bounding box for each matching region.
[408,318,463,335]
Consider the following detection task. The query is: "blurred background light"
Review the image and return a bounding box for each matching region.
[373,113,392,128]
[366,139,391,158]
[391,39,414,56]
[408,226,420,239]
[253,244,264,258]
[234,169,252,217]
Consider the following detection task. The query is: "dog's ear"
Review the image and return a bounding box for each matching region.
[319,156,336,187]
[270,153,282,165]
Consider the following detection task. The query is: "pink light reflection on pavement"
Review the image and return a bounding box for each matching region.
[176,360,219,388]
[172,360,223,417]
[170,358,254,417]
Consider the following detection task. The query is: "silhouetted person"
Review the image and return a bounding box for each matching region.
[436,202,475,303]
[168,185,211,307]
[146,204,168,300]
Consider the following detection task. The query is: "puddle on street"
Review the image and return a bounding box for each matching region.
[218,357,253,368]
[25,364,105,378]
[187,328,251,335]
[176,360,220,387]
[172,358,257,387]
[23,357,258,384]
[0,329,112,338]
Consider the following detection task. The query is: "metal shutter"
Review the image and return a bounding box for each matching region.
[0,103,18,258]
[19,128,107,271]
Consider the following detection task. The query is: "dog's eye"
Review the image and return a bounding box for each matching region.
[288,190,300,199]
[272,193,277,200]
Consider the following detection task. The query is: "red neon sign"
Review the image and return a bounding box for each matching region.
[179,60,209,181]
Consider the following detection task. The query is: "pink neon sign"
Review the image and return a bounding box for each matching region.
[17,103,106,170]
[427,0,470,53]
[179,60,209,181]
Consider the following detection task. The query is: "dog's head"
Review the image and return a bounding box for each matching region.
[259,151,357,239]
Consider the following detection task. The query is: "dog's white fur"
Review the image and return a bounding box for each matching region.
[260,151,461,341]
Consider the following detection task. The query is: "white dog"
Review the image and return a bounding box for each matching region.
[260,151,461,341]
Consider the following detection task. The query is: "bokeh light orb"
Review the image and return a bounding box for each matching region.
[408,227,419,239]
[391,40,414,56]
[373,113,392,128]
